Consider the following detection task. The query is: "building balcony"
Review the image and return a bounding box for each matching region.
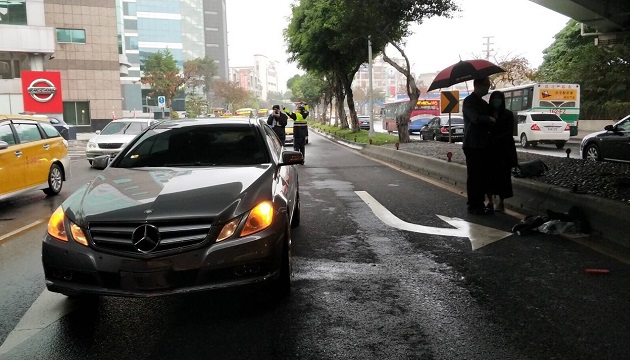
[0,24,54,54]
[119,54,131,76]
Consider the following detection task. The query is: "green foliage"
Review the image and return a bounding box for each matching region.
[184,57,217,96]
[141,49,184,116]
[185,94,206,118]
[537,20,630,118]
[581,101,630,120]
[212,80,251,111]
[309,121,399,146]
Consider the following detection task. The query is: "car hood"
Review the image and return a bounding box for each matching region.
[65,166,273,226]
[582,129,607,143]
[90,134,139,144]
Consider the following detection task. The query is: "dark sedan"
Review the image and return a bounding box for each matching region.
[42,117,304,298]
[581,115,630,163]
[48,116,70,140]
[420,115,465,142]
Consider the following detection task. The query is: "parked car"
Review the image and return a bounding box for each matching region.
[85,118,155,165]
[48,117,70,140]
[409,115,433,134]
[0,114,70,201]
[358,116,371,130]
[580,115,630,163]
[42,117,304,298]
[514,112,570,148]
[420,115,465,142]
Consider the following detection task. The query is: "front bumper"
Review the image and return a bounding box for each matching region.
[42,230,284,298]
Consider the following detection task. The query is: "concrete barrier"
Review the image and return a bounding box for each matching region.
[578,119,615,132]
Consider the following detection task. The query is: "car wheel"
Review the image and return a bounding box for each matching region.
[291,193,301,228]
[421,132,428,140]
[88,160,93,166]
[269,234,291,299]
[555,141,566,149]
[432,133,436,141]
[584,143,602,161]
[43,164,63,196]
[520,134,530,148]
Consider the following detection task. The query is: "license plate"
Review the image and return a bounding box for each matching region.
[120,270,171,290]
[455,129,463,134]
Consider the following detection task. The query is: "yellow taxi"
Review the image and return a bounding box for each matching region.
[0,114,70,201]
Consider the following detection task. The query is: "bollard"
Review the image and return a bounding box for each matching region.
[566,148,571,158]
[354,136,357,142]
[395,142,400,150]
[447,152,453,162]
[369,139,372,145]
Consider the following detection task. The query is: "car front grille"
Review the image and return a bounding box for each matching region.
[88,219,215,255]
[98,142,124,149]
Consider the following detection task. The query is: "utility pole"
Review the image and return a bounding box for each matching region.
[482,36,494,60]
[368,35,374,138]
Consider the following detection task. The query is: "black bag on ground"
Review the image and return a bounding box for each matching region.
[513,159,549,178]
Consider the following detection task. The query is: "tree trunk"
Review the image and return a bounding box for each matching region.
[341,72,359,133]
[382,42,422,143]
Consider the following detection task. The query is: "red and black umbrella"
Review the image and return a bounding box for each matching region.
[427,59,505,92]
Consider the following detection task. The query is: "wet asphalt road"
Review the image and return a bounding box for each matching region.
[1,132,629,360]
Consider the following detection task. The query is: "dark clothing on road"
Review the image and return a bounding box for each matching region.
[462,92,495,211]
[267,112,288,145]
[488,108,517,199]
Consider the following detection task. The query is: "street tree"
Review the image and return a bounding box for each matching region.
[286,0,387,132]
[212,80,251,112]
[536,19,630,118]
[344,0,458,142]
[141,49,185,118]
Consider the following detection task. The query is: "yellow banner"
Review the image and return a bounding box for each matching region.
[539,89,577,101]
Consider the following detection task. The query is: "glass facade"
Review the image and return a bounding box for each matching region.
[0,0,27,25]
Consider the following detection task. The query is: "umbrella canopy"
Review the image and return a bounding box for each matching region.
[427,59,505,92]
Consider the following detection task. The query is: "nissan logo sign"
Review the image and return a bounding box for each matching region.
[27,78,57,103]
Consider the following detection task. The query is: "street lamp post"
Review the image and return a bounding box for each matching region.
[145,96,151,113]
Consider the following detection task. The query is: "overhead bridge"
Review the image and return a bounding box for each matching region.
[530,0,630,45]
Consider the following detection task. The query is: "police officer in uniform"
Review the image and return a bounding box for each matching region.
[284,104,309,161]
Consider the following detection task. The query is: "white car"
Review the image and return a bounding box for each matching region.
[514,112,570,149]
[86,118,156,165]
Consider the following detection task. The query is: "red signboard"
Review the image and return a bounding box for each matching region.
[21,71,63,113]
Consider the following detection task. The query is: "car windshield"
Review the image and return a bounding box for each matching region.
[440,117,464,125]
[115,125,268,168]
[101,121,147,135]
[531,114,563,122]
[286,120,294,127]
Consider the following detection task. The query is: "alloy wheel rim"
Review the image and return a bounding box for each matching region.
[51,168,62,191]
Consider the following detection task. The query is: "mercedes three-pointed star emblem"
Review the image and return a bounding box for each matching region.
[131,224,161,253]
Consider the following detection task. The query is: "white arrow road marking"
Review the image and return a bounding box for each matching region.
[0,290,76,355]
[355,191,512,250]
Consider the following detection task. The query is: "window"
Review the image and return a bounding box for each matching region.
[0,60,20,79]
[0,1,27,25]
[14,123,43,143]
[56,28,86,44]
[63,102,91,126]
[0,123,15,145]
[40,123,60,138]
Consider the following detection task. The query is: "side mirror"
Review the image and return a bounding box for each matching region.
[280,150,304,166]
[604,125,614,131]
[95,130,101,135]
[0,140,8,150]
[91,155,111,170]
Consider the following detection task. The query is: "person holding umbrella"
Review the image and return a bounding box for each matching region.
[462,77,496,215]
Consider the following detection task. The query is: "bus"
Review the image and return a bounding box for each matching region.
[234,108,257,118]
[381,98,441,132]
[492,83,580,136]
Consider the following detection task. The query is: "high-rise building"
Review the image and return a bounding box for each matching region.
[353,56,410,99]
[1,0,124,132]
[254,54,279,101]
[118,0,229,113]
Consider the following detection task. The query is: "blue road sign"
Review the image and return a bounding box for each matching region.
[157,96,165,108]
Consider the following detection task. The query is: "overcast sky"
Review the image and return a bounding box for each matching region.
[225,0,570,91]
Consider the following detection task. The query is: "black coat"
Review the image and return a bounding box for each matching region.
[267,112,288,138]
[462,92,495,149]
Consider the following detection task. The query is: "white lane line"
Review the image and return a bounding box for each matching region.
[0,219,46,245]
[355,191,512,250]
[0,290,76,355]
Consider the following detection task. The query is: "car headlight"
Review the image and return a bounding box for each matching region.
[47,206,89,246]
[87,141,97,149]
[216,201,274,242]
